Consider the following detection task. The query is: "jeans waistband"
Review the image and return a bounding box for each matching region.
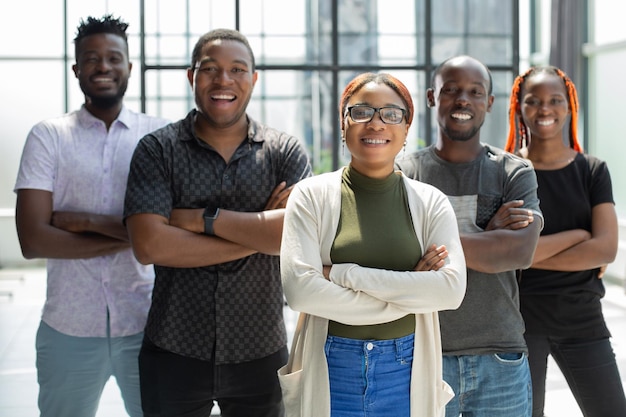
[326,332,415,355]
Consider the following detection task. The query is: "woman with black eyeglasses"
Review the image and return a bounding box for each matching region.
[279,72,467,417]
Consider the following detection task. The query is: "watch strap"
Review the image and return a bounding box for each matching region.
[203,207,220,235]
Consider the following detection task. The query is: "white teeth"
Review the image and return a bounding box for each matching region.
[212,94,235,100]
[362,138,387,144]
[452,113,471,120]
[537,120,555,126]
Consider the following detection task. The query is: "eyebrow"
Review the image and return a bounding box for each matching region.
[353,102,404,108]
[197,57,250,68]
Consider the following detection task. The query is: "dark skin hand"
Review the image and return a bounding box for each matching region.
[51,211,129,241]
[320,201,532,279]
[322,243,449,280]
[415,244,448,271]
[459,198,541,273]
[126,182,294,267]
[485,200,534,231]
[168,181,293,233]
[15,189,130,260]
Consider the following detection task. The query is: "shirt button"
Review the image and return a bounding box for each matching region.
[366,342,374,351]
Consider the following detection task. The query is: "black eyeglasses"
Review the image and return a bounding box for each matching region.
[346,105,406,125]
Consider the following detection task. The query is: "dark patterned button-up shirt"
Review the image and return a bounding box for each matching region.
[124,110,312,364]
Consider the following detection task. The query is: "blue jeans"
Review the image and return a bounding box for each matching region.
[525,334,626,417]
[36,320,144,417]
[443,353,532,417]
[324,333,414,417]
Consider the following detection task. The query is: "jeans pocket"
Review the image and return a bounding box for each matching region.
[494,351,525,363]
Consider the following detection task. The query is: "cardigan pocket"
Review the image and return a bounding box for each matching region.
[278,365,304,416]
[278,313,309,416]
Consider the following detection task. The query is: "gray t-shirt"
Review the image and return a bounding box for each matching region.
[396,144,542,355]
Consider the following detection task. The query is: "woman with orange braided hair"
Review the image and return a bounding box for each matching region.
[506,66,626,417]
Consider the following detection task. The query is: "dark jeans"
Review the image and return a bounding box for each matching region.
[525,334,626,417]
[139,336,287,417]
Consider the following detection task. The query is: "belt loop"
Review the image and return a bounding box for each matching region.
[324,335,333,356]
[395,338,403,361]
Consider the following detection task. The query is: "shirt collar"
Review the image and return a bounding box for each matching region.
[184,109,264,144]
[77,105,131,129]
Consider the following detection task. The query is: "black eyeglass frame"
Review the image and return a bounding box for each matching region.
[346,105,407,125]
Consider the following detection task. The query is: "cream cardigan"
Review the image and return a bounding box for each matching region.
[280,168,467,417]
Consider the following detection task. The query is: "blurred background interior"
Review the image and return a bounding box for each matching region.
[1,0,626,284]
[1,0,625,416]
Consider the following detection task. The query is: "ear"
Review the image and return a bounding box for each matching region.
[187,67,194,87]
[486,94,495,113]
[426,88,435,108]
[72,64,79,79]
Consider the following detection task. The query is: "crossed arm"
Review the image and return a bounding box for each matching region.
[15,189,130,259]
[322,243,449,279]
[126,182,293,268]
[460,200,542,273]
[530,202,617,274]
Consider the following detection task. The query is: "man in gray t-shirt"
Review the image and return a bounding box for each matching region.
[396,55,542,417]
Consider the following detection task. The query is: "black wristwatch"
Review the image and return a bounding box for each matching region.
[203,207,220,235]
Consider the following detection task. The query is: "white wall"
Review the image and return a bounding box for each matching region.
[584,0,626,283]
[584,42,626,282]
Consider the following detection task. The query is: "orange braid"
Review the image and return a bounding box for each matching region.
[555,68,583,152]
[505,68,533,153]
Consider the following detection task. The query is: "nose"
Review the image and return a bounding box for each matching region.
[534,101,551,115]
[366,111,386,128]
[213,69,233,84]
[95,58,112,72]
[455,91,470,105]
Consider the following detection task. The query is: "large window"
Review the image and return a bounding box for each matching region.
[1,0,518,209]
[138,0,518,172]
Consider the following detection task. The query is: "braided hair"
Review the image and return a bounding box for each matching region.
[505,66,582,154]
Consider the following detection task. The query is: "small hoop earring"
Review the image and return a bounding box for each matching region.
[341,139,345,157]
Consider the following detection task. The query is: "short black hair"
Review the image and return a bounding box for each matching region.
[190,28,255,71]
[74,14,129,58]
[431,55,493,95]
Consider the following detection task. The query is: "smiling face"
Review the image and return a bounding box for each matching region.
[342,82,409,177]
[73,33,131,110]
[187,39,258,129]
[428,56,493,143]
[520,72,570,143]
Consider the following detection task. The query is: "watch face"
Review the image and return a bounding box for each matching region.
[204,207,217,219]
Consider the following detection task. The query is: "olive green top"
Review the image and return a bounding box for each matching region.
[328,165,421,339]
